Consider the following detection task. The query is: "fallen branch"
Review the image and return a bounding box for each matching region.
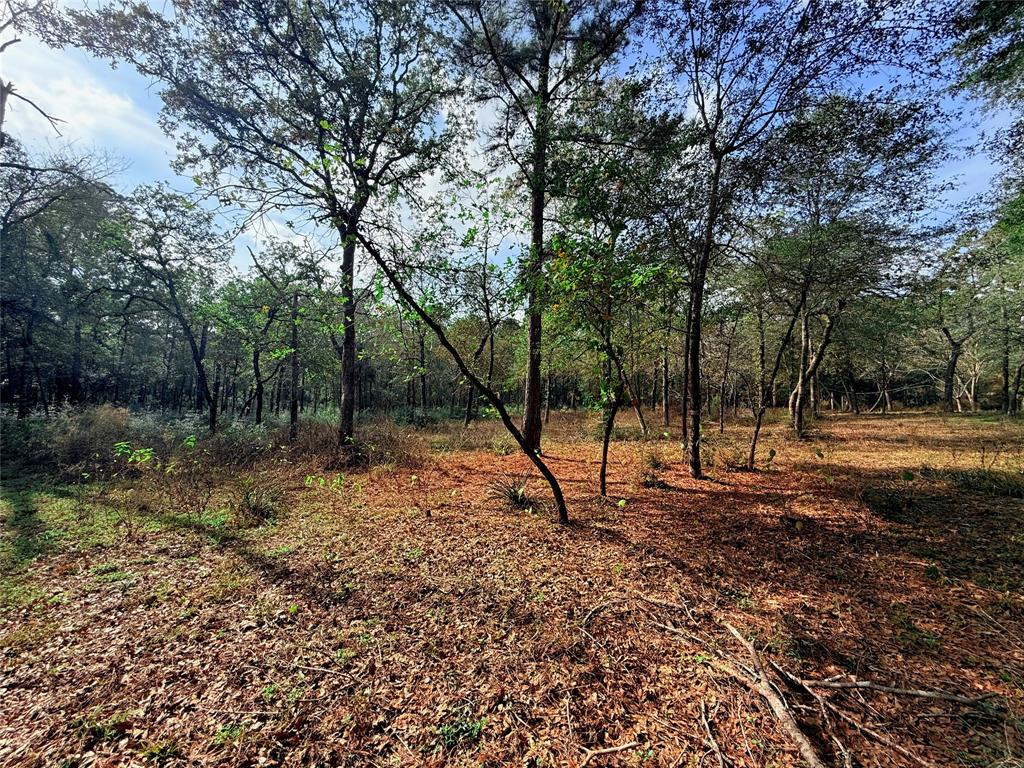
[579,740,641,767]
[633,592,699,623]
[700,699,731,768]
[723,623,826,768]
[772,662,935,768]
[802,678,996,708]
[826,699,936,768]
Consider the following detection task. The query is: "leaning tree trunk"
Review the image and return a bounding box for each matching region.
[599,388,622,498]
[941,328,964,413]
[359,232,569,523]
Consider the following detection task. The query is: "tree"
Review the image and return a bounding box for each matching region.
[108,186,228,432]
[654,0,939,477]
[46,0,459,445]
[446,0,641,453]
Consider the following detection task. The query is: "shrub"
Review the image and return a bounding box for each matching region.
[642,449,665,470]
[236,475,282,525]
[487,473,537,511]
[490,433,517,456]
[355,421,425,468]
[161,457,216,518]
[946,468,1024,498]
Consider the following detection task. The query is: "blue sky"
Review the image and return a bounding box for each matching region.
[4,17,1011,261]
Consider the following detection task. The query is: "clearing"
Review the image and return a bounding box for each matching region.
[1,412,1022,767]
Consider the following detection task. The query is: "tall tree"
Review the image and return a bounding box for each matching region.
[45,0,459,446]
[108,186,228,432]
[447,0,641,452]
[654,0,938,477]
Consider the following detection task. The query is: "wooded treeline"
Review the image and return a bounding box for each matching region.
[2,0,1022,519]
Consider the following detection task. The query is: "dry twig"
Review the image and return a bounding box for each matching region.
[700,699,730,768]
[802,677,996,708]
[723,623,827,768]
[579,740,641,767]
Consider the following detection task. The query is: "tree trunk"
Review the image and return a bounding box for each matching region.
[195,322,208,412]
[1010,362,1023,416]
[419,333,428,411]
[599,390,621,497]
[1001,310,1011,414]
[336,208,363,447]
[681,292,693,441]
[747,408,766,470]
[718,322,734,434]
[521,54,550,455]
[545,369,553,424]
[289,292,300,442]
[358,232,568,523]
[685,155,723,477]
[661,345,670,427]
[941,328,963,413]
[70,321,83,404]
[846,368,860,414]
[253,349,265,424]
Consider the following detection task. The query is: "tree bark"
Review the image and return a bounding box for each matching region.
[686,154,723,477]
[661,345,670,427]
[1010,362,1023,416]
[1001,307,1011,414]
[338,223,358,445]
[288,292,300,443]
[941,327,966,413]
[521,50,551,455]
[599,388,622,497]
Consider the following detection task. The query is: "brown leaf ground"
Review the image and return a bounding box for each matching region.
[1,411,1022,767]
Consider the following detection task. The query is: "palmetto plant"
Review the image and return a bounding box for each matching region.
[487,473,536,512]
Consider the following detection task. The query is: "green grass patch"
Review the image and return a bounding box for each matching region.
[1,476,122,573]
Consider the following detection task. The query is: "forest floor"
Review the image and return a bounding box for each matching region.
[1,411,1023,768]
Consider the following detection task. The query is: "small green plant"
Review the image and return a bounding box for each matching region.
[213,724,243,746]
[764,447,777,470]
[304,473,346,492]
[890,608,942,651]
[437,716,486,749]
[75,712,130,747]
[490,434,516,456]
[487,473,536,511]
[142,740,181,765]
[640,470,669,489]
[113,441,156,465]
[90,562,133,584]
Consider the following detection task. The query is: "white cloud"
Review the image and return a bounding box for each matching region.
[2,36,173,165]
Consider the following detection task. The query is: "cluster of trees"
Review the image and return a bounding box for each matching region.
[2,0,1021,520]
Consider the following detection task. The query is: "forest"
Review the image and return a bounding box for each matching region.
[1,0,1022,766]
